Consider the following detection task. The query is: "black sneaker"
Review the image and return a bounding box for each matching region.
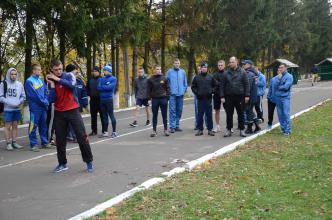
[208,130,215,136]
[245,128,253,134]
[170,128,175,133]
[254,126,261,133]
[145,120,150,126]
[195,130,203,136]
[89,131,97,136]
[129,121,138,127]
[175,128,183,132]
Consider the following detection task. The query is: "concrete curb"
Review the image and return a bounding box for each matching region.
[68,98,330,220]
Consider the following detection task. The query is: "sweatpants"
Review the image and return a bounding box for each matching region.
[29,110,48,147]
[169,95,184,129]
[276,98,291,134]
[224,95,245,130]
[255,96,264,120]
[152,97,168,131]
[54,108,93,165]
[100,99,117,133]
[267,100,276,126]
[90,97,104,133]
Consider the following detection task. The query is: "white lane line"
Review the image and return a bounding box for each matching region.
[69,98,330,220]
[0,116,194,169]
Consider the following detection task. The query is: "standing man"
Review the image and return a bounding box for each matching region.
[191,62,216,136]
[275,64,293,135]
[98,64,117,138]
[87,66,104,136]
[166,58,187,133]
[212,60,225,133]
[255,67,266,122]
[148,64,170,137]
[25,64,50,151]
[267,74,278,130]
[220,57,250,137]
[46,59,94,173]
[129,67,150,127]
[0,68,25,150]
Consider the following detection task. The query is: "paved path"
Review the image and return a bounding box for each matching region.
[0,80,331,220]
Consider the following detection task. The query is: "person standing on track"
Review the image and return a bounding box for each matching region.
[166,58,187,133]
[46,59,94,173]
[25,64,51,152]
[212,60,225,133]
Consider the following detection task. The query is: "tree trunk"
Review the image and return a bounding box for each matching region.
[92,43,96,68]
[161,0,166,73]
[111,38,115,69]
[187,47,195,85]
[115,40,120,92]
[86,36,92,81]
[24,3,33,81]
[58,19,66,65]
[132,46,138,92]
[123,45,130,107]
[143,0,153,74]
[103,42,107,66]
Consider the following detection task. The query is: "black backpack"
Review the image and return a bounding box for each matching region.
[0,80,8,113]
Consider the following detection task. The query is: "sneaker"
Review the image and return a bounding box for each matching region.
[41,144,54,149]
[283,132,291,136]
[145,120,151,126]
[175,128,183,132]
[212,125,221,133]
[50,139,56,146]
[53,164,68,173]
[86,161,94,173]
[6,143,14,151]
[245,127,253,134]
[208,130,215,136]
[170,128,175,133]
[224,130,232,137]
[12,142,23,149]
[164,130,170,136]
[99,132,109,138]
[240,130,247,137]
[88,131,97,136]
[31,146,40,152]
[267,124,272,130]
[231,128,234,133]
[129,121,138,127]
[150,131,157,137]
[254,126,261,133]
[195,130,203,136]
[111,132,117,138]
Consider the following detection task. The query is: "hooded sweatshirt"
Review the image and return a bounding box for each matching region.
[0,68,25,112]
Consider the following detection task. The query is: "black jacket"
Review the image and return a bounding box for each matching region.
[220,67,250,97]
[147,74,169,99]
[134,75,149,99]
[213,70,225,96]
[87,76,100,98]
[191,72,216,100]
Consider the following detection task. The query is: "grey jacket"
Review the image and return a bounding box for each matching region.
[134,75,149,99]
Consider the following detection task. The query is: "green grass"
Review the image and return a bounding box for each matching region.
[92,101,332,220]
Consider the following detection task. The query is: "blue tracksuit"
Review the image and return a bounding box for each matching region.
[257,72,266,97]
[166,68,187,129]
[274,71,293,134]
[25,75,49,147]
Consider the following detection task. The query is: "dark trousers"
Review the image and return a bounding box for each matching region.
[54,108,93,165]
[245,103,257,124]
[90,97,104,133]
[151,97,168,131]
[46,104,55,141]
[268,100,276,126]
[224,95,245,130]
[255,96,263,120]
[100,99,116,133]
[197,98,213,131]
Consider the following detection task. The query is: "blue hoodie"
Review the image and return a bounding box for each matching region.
[166,68,187,96]
[246,67,258,104]
[267,76,278,103]
[75,76,88,112]
[0,68,25,112]
[97,74,117,101]
[257,71,266,97]
[25,74,49,111]
[275,71,293,99]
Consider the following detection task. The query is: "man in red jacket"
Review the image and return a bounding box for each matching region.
[46,59,94,173]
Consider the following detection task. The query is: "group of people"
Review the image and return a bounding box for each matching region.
[0,56,293,173]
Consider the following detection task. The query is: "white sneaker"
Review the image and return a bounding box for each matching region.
[12,142,24,149]
[6,143,14,151]
[102,132,109,137]
[212,125,221,133]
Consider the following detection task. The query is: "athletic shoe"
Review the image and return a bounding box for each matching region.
[224,130,232,137]
[245,127,253,134]
[254,126,261,133]
[41,144,54,149]
[30,146,40,152]
[231,128,234,133]
[12,142,23,149]
[170,128,175,133]
[150,131,157,137]
[267,124,272,130]
[240,130,247,137]
[6,143,14,151]
[164,130,170,136]
[53,164,68,173]
[111,132,117,138]
[195,130,203,136]
[50,139,56,146]
[175,128,183,132]
[129,121,138,127]
[283,132,291,136]
[99,132,109,138]
[145,120,150,126]
[88,131,97,136]
[208,130,215,136]
[212,125,221,133]
[86,161,94,173]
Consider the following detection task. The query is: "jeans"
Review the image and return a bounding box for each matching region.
[169,95,184,129]
[100,99,117,133]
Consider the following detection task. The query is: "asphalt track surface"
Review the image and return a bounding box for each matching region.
[0,80,331,220]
